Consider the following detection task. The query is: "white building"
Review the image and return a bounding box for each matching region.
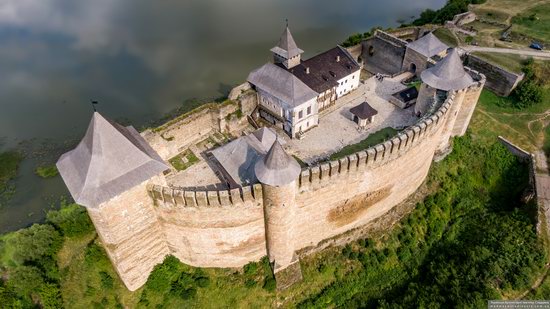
[247,25,361,138]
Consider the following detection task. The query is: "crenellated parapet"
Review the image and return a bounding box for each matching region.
[147,184,263,208]
[298,94,454,190]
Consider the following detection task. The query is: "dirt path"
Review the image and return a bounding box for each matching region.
[518,264,550,299]
[461,46,550,58]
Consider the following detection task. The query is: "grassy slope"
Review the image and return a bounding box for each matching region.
[471,52,525,73]
[512,3,550,43]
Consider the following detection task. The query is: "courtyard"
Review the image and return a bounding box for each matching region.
[167,73,420,188]
[281,74,419,164]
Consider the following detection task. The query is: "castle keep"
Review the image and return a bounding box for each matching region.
[57,27,486,291]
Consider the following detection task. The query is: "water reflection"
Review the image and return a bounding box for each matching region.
[0,0,444,232]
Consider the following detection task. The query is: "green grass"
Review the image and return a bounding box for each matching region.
[469,80,550,152]
[35,165,59,179]
[512,3,550,43]
[472,52,526,74]
[330,127,398,160]
[168,150,199,171]
[433,27,459,47]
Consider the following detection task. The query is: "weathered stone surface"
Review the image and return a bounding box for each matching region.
[89,73,486,291]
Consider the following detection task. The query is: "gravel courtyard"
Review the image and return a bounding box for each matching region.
[283,75,419,164]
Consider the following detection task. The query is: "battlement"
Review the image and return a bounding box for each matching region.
[299,92,454,189]
[147,183,263,208]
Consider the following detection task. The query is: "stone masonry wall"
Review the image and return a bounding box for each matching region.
[87,179,170,291]
[101,76,480,290]
[148,184,267,268]
[464,54,524,96]
[146,90,461,268]
[362,31,407,75]
[143,93,256,161]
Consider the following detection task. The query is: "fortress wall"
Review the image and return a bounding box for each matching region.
[148,184,267,267]
[453,70,486,136]
[143,94,256,161]
[139,90,468,275]
[87,179,171,291]
[362,31,407,75]
[345,44,363,64]
[464,54,524,97]
[293,102,450,251]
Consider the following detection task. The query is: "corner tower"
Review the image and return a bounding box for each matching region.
[271,24,304,69]
[255,140,302,289]
[56,112,170,291]
[416,49,484,158]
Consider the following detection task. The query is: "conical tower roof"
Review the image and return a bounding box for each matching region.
[407,32,448,58]
[270,26,304,59]
[56,112,169,208]
[254,140,300,186]
[420,48,474,91]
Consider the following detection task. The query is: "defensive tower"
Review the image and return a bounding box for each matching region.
[254,140,302,289]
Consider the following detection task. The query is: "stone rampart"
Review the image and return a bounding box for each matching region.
[143,92,256,160]
[146,184,267,268]
[93,63,485,290]
[464,54,524,96]
[144,91,457,270]
[362,31,407,75]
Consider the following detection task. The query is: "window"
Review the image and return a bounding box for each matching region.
[352,75,355,79]
[307,106,311,115]
[299,110,303,119]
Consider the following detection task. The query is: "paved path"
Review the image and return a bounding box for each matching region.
[460,46,550,59]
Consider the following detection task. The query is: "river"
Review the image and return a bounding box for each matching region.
[0,0,445,233]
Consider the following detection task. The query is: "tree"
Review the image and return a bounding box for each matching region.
[10,224,62,264]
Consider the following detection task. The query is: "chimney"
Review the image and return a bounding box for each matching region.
[305,67,310,74]
[336,55,340,62]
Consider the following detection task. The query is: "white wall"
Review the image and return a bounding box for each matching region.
[336,70,360,98]
[290,97,318,135]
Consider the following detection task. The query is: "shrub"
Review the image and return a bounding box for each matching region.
[10,224,62,264]
[195,276,210,288]
[146,256,182,293]
[243,261,258,276]
[47,203,94,238]
[342,244,353,258]
[245,279,257,288]
[99,271,114,289]
[513,80,543,108]
[262,277,276,292]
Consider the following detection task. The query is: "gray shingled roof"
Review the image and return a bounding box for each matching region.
[350,102,378,119]
[56,112,169,208]
[255,140,300,186]
[420,48,474,91]
[407,32,448,58]
[270,26,304,59]
[247,63,318,108]
[211,127,281,187]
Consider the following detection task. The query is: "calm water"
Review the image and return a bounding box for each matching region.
[0,0,445,232]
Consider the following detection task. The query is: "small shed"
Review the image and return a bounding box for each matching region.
[390,86,419,109]
[350,102,378,128]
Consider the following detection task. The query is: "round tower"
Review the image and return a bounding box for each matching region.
[255,140,302,289]
[416,49,476,158]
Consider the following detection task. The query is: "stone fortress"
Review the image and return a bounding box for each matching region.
[56,25,486,291]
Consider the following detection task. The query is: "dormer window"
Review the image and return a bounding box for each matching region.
[329,71,336,77]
